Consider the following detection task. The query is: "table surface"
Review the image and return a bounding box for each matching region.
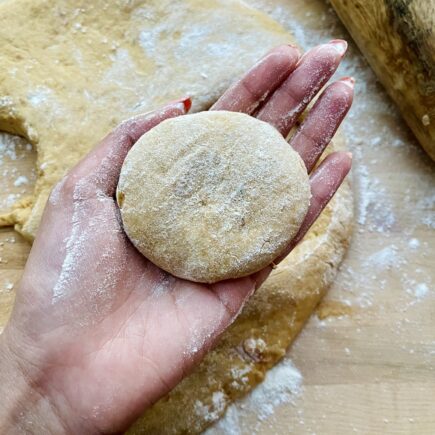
[1,0,434,433]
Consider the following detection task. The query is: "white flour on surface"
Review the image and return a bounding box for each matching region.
[13,175,29,187]
[0,133,36,212]
[205,358,303,434]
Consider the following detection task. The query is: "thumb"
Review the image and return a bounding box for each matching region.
[69,97,191,197]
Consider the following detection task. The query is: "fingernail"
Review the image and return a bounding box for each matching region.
[345,152,353,159]
[287,43,302,57]
[170,96,192,112]
[182,97,192,112]
[329,39,348,56]
[339,76,355,88]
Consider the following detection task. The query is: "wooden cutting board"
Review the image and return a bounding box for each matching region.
[1,0,434,433]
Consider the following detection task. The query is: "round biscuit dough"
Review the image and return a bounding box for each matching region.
[117,111,310,283]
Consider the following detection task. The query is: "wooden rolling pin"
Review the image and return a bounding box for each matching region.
[330,0,435,160]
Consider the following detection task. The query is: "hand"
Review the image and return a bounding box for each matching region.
[0,41,353,433]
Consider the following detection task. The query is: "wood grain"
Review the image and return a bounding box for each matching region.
[330,0,435,160]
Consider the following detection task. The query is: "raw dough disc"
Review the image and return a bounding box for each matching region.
[117,111,310,283]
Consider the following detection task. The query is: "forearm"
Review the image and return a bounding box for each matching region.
[0,333,67,434]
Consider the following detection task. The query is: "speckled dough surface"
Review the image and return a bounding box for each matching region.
[117,111,310,283]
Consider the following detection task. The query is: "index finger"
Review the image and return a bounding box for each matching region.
[211,45,300,114]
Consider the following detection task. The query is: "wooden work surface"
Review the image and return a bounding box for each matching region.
[0,0,434,433]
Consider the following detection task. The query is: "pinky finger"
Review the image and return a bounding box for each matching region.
[275,151,352,264]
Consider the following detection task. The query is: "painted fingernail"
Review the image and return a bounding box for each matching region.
[170,96,192,112]
[339,76,355,88]
[182,96,192,112]
[329,39,348,56]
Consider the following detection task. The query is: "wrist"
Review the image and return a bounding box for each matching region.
[0,330,68,434]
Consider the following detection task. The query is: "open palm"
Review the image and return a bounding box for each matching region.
[2,42,353,433]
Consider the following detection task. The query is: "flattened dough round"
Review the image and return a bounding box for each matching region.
[117,111,310,283]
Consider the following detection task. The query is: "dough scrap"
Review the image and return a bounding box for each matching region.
[0,0,290,239]
[0,0,354,432]
[117,111,310,283]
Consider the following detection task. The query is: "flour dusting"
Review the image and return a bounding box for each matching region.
[206,358,303,434]
[50,150,130,323]
[0,133,35,212]
[13,175,29,187]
